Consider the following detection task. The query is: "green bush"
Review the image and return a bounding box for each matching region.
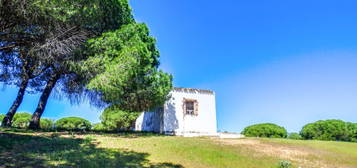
[40,118,54,130]
[287,133,302,140]
[100,105,140,131]
[300,119,357,142]
[12,113,32,128]
[277,160,292,168]
[242,123,288,138]
[0,114,5,122]
[92,123,106,131]
[5,112,53,130]
[55,117,92,131]
[347,123,357,142]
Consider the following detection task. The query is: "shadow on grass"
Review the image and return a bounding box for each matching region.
[91,131,167,139]
[0,132,183,168]
[0,128,166,139]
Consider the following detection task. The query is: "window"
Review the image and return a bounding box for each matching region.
[184,99,198,115]
[185,101,195,115]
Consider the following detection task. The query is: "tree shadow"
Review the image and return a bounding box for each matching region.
[136,107,164,133]
[0,127,166,139]
[0,133,183,168]
[163,100,180,135]
[89,130,167,139]
[135,95,180,135]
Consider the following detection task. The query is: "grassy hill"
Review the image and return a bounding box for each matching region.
[0,129,356,168]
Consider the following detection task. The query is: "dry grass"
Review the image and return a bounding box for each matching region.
[213,138,357,168]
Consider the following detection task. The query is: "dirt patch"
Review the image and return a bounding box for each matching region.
[212,138,350,168]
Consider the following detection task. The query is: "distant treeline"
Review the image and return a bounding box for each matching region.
[0,113,91,131]
[242,119,357,142]
[0,104,144,132]
[0,110,138,132]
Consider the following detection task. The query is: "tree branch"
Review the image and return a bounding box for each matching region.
[0,44,16,50]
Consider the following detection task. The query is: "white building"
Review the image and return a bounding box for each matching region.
[135,87,217,136]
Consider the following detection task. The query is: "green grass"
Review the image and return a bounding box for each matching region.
[96,136,279,168]
[0,129,356,168]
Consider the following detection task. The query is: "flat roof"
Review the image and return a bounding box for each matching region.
[173,87,214,94]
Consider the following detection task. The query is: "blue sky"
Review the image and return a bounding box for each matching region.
[1,0,357,132]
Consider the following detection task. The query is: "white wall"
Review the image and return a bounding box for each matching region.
[135,110,162,132]
[163,90,217,136]
[135,88,218,136]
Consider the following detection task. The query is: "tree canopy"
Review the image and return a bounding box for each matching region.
[300,119,357,142]
[100,105,140,131]
[82,23,173,112]
[55,117,92,131]
[242,123,288,138]
[1,0,172,129]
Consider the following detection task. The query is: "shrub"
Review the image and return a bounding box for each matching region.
[0,114,4,121]
[277,160,292,168]
[40,118,54,130]
[12,112,32,128]
[92,123,106,131]
[347,123,357,142]
[288,133,302,140]
[242,123,287,138]
[55,117,92,131]
[300,119,357,142]
[7,112,53,130]
[100,105,140,131]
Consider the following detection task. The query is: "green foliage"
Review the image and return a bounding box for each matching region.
[40,118,54,130]
[1,0,135,130]
[92,123,106,131]
[8,112,53,129]
[277,160,292,168]
[34,0,134,33]
[100,105,140,131]
[55,117,92,131]
[12,113,32,128]
[0,114,4,122]
[83,23,173,112]
[13,113,32,120]
[347,123,357,142]
[2,0,133,37]
[300,119,357,142]
[2,0,171,129]
[12,117,31,128]
[242,123,288,138]
[287,133,302,140]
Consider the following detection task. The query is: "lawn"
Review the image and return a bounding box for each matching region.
[0,129,356,168]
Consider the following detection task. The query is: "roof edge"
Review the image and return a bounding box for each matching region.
[173,87,214,94]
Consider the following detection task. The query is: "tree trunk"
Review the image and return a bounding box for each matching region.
[29,74,60,130]
[1,78,29,127]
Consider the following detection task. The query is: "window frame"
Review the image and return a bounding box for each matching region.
[183,98,198,116]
